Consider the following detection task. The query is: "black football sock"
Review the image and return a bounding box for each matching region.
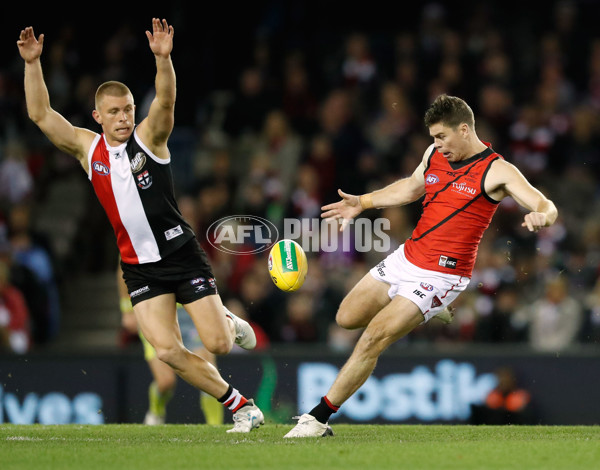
[309,396,339,424]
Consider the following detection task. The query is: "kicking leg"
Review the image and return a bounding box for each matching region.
[284,291,423,438]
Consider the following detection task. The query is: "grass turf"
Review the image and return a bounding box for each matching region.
[1,424,599,470]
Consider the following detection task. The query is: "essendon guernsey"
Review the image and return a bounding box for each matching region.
[87,128,194,264]
[403,144,502,277]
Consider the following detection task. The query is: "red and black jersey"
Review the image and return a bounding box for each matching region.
[87,128,195,264]
[404,143,502,277]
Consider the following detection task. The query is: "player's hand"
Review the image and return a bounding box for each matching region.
[321,189,363,231]
[145,18,174,57]
[521,211,548,232]
[17,27,44,63]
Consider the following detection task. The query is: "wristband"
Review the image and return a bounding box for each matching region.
[359,193,374,210]
[120,297,133,314]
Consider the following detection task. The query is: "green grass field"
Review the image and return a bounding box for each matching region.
[1,424,599,470]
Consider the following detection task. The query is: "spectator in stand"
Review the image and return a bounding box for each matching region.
[222,66,278,138]
[281,53,319,137]
[249,109,304,203]
[471,366,536,425]
[7,203,60,341]
[318,88,370,195]
[280,292,319,343]
[0,140,34,207]
[304,134,337,204]
[516,275,583,351]
[0,259,31,354]
[0,240,49,345]
[340,32,379,118]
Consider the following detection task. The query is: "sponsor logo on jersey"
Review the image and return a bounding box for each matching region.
[92,161,110,176]
[425,174,439,185]
[451,181,477,195]
[420,282,434,291]
[130,152,146,172]
[164,225,184,241]
[137,170,152,189]
[438,255,457,269]
[190,277,205,285]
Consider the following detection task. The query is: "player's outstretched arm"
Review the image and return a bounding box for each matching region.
[138,18,176,155]
[322,147,428,231]
[17,27,92,164]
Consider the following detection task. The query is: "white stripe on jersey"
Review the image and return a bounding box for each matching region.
[109,140,161,264]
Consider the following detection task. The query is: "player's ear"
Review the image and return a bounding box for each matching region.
[92,109,102,125]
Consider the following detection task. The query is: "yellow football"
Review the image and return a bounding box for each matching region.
[268,239,308,292]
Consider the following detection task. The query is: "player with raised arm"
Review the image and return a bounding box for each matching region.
[18,19,263,433]
[284,94,557,437]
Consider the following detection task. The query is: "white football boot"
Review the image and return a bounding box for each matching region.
[143,411,165,425]
[283,413,334,438]
[225,307,257,350]
[226,399,265,433]
[434,306,455,325]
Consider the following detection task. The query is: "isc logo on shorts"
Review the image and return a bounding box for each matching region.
[438,255,457,269]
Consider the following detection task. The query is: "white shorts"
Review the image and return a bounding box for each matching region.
[369,244,470,322]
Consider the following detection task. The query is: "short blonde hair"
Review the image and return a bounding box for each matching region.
[95,81,133,109]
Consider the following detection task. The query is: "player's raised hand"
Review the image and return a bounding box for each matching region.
[145,18,174,57]
[17,27,44,63]
[321,189,363,231]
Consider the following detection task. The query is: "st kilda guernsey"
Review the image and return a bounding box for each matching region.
[87,128,195,264]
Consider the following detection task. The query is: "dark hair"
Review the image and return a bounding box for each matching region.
[424,94,475,129]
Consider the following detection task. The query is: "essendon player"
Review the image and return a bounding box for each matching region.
[18,19,264,433]
[284,94,557,438]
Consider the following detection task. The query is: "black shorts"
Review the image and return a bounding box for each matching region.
[121,238,218,306]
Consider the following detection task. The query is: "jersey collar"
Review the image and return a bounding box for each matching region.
[447,146,494,170]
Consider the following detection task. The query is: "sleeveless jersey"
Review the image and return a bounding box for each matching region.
[87,129,195,264]
[403,144,502,277]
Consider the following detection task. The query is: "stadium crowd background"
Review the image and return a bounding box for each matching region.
[1,0,600,354]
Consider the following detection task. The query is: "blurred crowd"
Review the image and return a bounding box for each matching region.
[1,1,600,353]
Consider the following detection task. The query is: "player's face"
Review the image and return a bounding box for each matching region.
[429,122,468,162]
[96,94,136,143]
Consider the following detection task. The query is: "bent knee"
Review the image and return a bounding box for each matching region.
[155,345,186,367]
[203,336,232,356]
[336,307,363,330]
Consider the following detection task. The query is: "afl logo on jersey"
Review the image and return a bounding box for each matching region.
[426,174,439,185]
[130,152,146,173]
[92,161,110,176]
